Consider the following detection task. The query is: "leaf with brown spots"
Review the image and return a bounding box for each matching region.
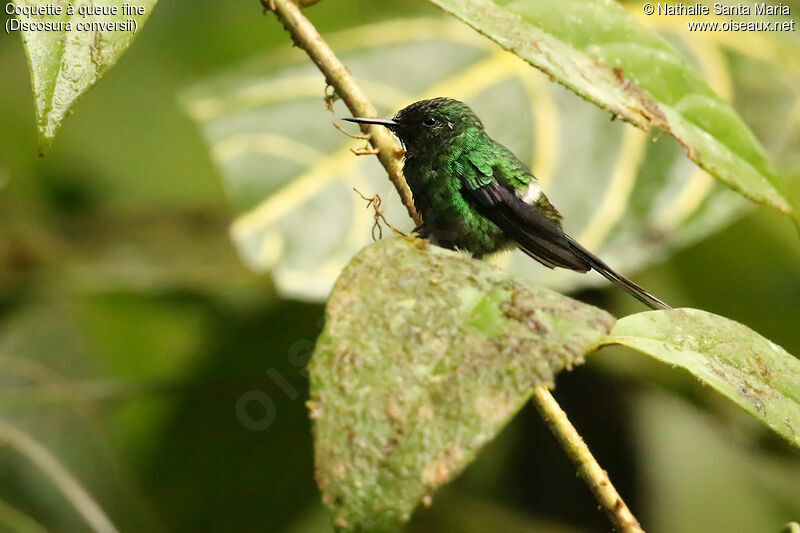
[603,308,800,448]
[309,238,614,531]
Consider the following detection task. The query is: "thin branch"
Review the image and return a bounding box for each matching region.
[264,2,643,531]
[531,388,644,533]
[333,122,370,140]
[265,0,422,226]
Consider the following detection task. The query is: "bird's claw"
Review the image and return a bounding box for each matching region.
[412,224,431,238]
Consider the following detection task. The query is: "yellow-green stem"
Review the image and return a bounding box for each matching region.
[265,0,421,226]
[532,388,644,533]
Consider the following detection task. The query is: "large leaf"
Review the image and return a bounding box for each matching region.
[603,308,800,448]
[13,0,157,150]
[425,0,793,218]
[308,238,614,531]
[185,16,798,300]
[625,1,800,179]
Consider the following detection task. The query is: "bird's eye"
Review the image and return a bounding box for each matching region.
[423,116,438,127]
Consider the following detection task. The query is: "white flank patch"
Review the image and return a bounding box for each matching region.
[516,181,542,204]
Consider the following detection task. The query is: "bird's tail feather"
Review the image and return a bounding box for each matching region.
[565,235,671,311]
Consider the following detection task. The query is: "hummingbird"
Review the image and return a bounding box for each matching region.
[345,97,669,310]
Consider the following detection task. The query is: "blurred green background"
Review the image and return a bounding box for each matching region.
[0,1,799,532]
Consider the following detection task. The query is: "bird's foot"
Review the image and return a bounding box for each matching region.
[412,224,431,239]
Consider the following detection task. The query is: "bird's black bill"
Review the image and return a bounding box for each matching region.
[344,117,399,127]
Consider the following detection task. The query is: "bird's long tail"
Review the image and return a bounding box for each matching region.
[565,235,671,311]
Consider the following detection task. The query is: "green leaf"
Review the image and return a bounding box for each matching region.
[604,308,800,448]
[185,16,797,300]
[424,0,794,218]
[308,238,614,531]
[15,0,157,151]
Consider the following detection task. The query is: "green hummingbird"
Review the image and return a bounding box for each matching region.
[345,97,669,310]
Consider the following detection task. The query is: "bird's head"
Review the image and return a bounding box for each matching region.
[345,97,483,155]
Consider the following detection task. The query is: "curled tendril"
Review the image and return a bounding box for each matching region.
[352,188,405,241]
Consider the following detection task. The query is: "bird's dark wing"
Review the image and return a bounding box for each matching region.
[460,168,591,272]
[460,156,670,310]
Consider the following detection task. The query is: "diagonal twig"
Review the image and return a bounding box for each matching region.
[264,0,421,226]
[532,388,644,533]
